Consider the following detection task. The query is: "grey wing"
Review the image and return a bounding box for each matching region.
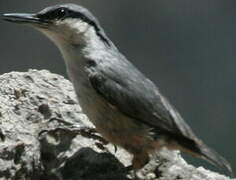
[88,64,233,175]
[88,64,197,140]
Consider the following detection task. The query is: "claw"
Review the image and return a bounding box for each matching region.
[114,145,118,153]
[125,165,133,172]
[38,126,109,145]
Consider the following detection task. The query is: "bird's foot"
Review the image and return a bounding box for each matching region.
[39,125,118,153]
[39,126,108,144]
[125,167,145,180]
[69,126,118,153]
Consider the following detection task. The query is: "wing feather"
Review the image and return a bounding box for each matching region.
[87,62,197,140]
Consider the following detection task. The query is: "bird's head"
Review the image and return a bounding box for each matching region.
[2,4,109,47]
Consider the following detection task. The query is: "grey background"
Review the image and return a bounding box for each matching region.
[0,0,235,174]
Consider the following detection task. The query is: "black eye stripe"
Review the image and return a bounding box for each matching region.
[38,8,92,22]
[37,6,110,46]
[37,7,69,20]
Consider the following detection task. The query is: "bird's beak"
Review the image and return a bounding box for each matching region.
[2,13,48,26]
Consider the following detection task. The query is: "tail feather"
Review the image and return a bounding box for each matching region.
[198,142,234,177]
[158,129,233,176]
[176,135,234,176]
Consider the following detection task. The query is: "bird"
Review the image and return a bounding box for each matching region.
[2,3,233,176]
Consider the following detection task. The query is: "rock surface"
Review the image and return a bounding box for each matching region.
[0,69,234,180]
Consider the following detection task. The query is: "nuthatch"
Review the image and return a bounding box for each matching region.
[2,4,233,175]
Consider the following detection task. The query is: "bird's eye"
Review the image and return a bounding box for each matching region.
[55,8,68,19]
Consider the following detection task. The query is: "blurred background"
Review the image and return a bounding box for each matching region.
[0,0,236,174]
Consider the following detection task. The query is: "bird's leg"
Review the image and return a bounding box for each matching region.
[126,152,149,179]
[122,152,150,178]
[132,152,149,170]
[124,151,150,172]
